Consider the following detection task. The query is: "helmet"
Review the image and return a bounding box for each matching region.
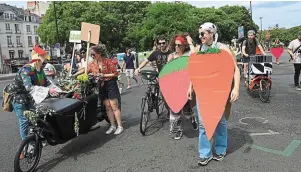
[200,22,217,34]
[247,30,256,35]
[200,22,218,44]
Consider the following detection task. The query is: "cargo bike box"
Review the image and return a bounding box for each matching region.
[248,55,273,76]
[40,94,98,143]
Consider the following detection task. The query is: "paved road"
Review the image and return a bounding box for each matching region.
[1,54,301,172]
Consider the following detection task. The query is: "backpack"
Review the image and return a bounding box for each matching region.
[2,84,14,112]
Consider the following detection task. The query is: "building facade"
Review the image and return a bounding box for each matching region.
[0,3,41,68]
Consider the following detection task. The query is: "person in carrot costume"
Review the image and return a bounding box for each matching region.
[187,22,240,166]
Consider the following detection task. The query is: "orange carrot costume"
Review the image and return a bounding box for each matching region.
[188,48,235,140]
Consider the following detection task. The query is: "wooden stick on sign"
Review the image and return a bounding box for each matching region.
[85,30,91,74]
[69,42,76,76]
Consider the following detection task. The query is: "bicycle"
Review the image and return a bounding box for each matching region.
[245,55,272,103]
[139,70,169,135]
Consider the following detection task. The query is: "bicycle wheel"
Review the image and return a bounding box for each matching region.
[140,96,150,136]
[14,134,42,172]
[259,79,271,103]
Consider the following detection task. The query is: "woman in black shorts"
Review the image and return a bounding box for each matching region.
[76,46,123,135]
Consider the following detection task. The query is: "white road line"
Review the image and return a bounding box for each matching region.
[249,130,280,136]
[239,117,268,125]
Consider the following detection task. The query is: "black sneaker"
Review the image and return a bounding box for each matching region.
[213,154,225,161]
[197,156,213,166]
[169,119,183,140]
[191,116,198,130]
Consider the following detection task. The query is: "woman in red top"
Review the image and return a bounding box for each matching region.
[75,46,123,135]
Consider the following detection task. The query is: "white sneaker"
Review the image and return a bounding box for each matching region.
[119,88,122,94]
[114,126,124,135]
[106,126,116,135]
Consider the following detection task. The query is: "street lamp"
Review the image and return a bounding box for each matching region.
[260,17,263,41]
[250,1,252,20]
[53,1,59,43]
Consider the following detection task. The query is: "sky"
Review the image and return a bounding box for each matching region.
[4,1,301,30]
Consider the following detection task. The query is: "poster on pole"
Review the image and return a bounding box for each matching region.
[81,22,100,73]
[81,22,100,45]
[238,26,244,39]
[69,30,82,43]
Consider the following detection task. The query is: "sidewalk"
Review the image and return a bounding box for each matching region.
[0,73,16,80]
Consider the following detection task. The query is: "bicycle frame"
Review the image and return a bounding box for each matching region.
[142,79,160,112]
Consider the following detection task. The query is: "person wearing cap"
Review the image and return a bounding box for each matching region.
[242,30,266,79]
[288,31,301,90]
[187,22,240,166]
[9,45,59,141]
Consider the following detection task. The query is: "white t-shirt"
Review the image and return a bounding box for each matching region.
[80,56,94,68]
[288,39,301,64]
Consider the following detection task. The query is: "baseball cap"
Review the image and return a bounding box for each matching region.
[200,22,217,34]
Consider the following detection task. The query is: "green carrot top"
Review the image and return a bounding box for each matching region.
[197,47,221,54]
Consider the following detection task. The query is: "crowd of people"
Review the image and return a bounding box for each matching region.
[5,20,301,166]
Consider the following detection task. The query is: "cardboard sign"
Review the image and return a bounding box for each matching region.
[158,56,190,113]
[69,30,82,43]
[81,22,100,44]
[188,49,234,140]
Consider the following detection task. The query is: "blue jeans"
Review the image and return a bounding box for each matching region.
[196,101,227,158]
[12,103,29,140]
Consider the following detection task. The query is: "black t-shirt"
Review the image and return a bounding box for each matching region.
[243,39,259,56]
[123,53,135,69]
[147,50,172,72]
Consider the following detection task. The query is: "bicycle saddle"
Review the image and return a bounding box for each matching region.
[40,98,83,114]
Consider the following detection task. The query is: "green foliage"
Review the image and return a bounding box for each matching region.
[38,2,264,51]
[261,25,301,45]
[159,56,189,78]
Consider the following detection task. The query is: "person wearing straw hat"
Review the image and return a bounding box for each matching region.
[7,45,59,141]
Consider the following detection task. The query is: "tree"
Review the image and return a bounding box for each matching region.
[38,1,151,52]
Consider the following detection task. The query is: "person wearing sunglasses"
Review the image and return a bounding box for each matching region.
[73,46,123,135]
[135,35,172,74]
[167,33,198,140]
[186,22,240,166]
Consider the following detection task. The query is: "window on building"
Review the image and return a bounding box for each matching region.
[10,14,14,20]
[9,51,15,59]
[7,36,12,46]
[26,25,31,33]
[18,50,23,58]
[4,13,9,19]
[16,36,21,45]
[15,24,20,32]
[5,23,10,31]
[28,36,32,46]
[34,26,38,34]
[35,36,39,45]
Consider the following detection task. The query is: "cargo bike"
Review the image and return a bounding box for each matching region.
[13,74,117,172]
[245,55,273,103]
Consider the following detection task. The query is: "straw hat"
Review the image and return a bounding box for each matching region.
[31,45,50,62]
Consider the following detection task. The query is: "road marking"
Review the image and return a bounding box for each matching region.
[250,140,301,157]
[249,130,280,136]
[239,117,268,125]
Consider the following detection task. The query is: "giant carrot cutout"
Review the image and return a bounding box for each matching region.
[159,56,191,113]
[271,47,284,59]
[188,48,234,140]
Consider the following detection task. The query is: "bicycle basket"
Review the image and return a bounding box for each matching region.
[141,70,158,81]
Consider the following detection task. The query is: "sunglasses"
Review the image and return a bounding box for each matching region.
[200,32,205,37]
[175,44,182,47]
[158,42,166,45]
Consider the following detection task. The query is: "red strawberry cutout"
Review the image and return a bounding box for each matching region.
[271,47,284,59]
[158,56,190,113]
